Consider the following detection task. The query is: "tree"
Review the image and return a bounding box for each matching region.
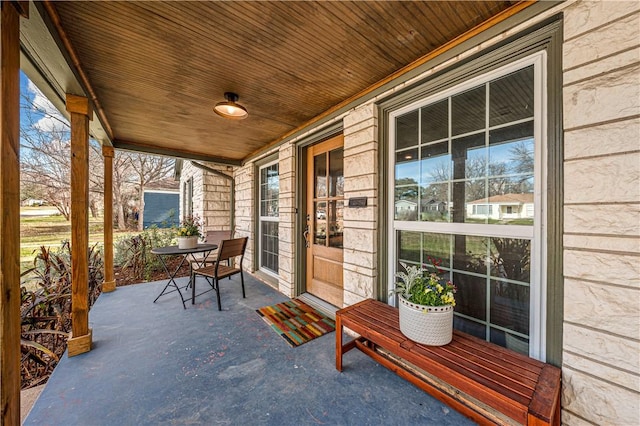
[20,77,175,230]
[20,88,73,219]
[20,84,105,220]
[112,152,134,230]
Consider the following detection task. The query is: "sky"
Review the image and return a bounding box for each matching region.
[20,70,69,138]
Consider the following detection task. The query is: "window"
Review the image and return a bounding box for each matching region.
[472,205,493,216]
[183,177,193,218]
[389,53,546,360]
[259,162,279,275]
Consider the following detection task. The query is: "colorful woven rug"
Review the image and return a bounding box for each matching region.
[256,299,335,347]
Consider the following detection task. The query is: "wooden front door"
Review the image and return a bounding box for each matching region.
[305,135,344,307]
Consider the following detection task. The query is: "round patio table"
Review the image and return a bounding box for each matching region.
[151,244,218,309]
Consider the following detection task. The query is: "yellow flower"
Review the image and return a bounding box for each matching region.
[442,292,456,306]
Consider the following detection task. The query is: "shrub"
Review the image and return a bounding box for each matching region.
[114,225,176,281]
[20,241,103,389]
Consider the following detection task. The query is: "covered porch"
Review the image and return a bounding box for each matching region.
[2,2,543,421]
[3,1,639,425]
[24,274,473,425]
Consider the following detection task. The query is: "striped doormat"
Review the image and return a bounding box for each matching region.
[256,299,335,347]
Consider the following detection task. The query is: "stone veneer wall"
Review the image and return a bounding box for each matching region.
[342,104,379,305]
[233,163,255,271]
[278,142,297,296]
[234,1,640,423]
[179,161,233,233]
[560,2,640,424]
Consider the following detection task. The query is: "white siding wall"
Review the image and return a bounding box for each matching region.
[278,142,297,296]
[202,166,233,231]
[561,2,640,424]
[234,163,255,271]
[342,103,379,306]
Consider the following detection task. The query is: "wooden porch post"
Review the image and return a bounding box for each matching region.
[102,145,116,293]
[1,2,28,424]
[66,94,93,357]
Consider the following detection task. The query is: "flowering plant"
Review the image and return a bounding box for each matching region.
[176,215,202,237]
[391,261,456,306]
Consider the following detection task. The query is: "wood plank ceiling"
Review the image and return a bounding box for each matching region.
[44,1,519,164]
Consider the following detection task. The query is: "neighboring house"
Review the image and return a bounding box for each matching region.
[22,198,46,207]
[466,193,534,221]
[394,199,417,213]
[142,190,179,228]
[422,199,447,214]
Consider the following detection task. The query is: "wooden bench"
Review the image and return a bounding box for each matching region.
[336,299,561,426]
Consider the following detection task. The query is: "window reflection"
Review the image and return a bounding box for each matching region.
[314,201,327,245]
[314,153,327,198]
[489,66,534,126]
[260,164,279,217]
[313,146,344,248]
[395,187,418,221]
[328,201,343,248]
[420,183,449,222]
[420,142,450,184]
[422,233,451,268]
[489,237,531,283]
[260,221,279,273]
[453,272,486,319]
[393,63,538,353]
[259,162,279,275]
[329,148,344,197]
[491,280,530,335]
[397,231,421,263]
[489,122,534,176]
[396,110,419,150]
[452,85,485,136]
[421,99,448,143]
[395,149,419,181]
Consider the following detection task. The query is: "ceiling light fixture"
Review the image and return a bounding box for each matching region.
[213,92,248,120]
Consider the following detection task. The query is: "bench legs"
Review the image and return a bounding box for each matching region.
[336,315,343,371]
[335,316,361,372]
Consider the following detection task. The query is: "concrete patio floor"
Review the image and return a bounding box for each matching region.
[24,273,475,425]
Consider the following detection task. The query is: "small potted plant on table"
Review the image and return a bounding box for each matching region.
[391,261,457,346]
[176,215,202,249]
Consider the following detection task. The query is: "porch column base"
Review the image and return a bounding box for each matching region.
[68,328,92,357]
[102,280,116,293]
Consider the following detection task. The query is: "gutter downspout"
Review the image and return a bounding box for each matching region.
[189,161,235,233]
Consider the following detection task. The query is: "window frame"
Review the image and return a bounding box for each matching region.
[258,159,280,278]
[182,177,193,219]
[387,52,548,360]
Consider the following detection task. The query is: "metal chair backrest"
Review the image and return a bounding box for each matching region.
[217,237,248,264]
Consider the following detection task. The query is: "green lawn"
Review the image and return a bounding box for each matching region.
[20,207,133,272]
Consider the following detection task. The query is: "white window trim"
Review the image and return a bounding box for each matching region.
[387,52,547,361]
[258,160,279,278]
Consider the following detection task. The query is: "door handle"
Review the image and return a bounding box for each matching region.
[303,225,310,248]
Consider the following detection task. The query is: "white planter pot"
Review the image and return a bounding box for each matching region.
[398,296,454,346]
[177,236,198,249]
